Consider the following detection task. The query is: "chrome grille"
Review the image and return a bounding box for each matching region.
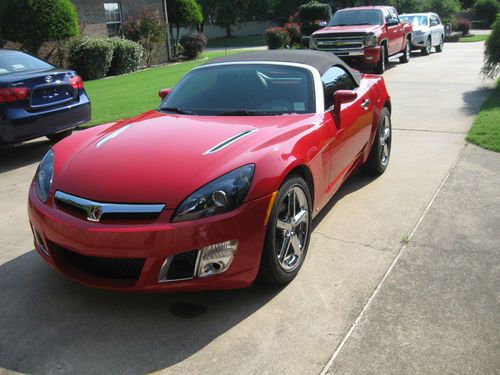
[315,36,365,55]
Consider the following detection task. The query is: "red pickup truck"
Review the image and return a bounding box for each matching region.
[309,6,413,74]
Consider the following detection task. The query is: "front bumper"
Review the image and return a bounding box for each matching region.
[411,33,429,48]
[28,184,272,292]
[326,46,381,66]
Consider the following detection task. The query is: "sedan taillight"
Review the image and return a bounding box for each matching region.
[0,87,30,103]
[69,75,84,90]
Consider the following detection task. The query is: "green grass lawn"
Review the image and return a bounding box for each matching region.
[459,34,489,42]
[82,50,245,127]
[466,80,500,152]
[206,35,265,49]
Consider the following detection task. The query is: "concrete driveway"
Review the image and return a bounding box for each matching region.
[0,42,496,374]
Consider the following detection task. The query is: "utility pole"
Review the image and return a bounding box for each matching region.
[163,0,173,62]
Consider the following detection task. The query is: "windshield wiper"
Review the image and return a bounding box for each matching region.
[161,107,195,115]
[218,110,274,116]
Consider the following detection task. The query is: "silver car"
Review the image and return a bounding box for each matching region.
[400,12,445,55]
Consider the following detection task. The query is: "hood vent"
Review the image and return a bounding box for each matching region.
[203,129,257,155]
[96,124,132,148]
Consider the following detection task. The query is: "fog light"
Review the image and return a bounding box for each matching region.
[31,225,49,256]
[197,240,238,278]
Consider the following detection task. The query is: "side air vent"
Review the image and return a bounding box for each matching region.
[203,129,257,155]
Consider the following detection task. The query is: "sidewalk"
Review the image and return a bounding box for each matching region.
[326,144,500,374]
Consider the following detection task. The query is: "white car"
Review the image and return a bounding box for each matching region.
[400,12,445,55]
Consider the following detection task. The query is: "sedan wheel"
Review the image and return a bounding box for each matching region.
[361,107,392,176]
[258,176,312,284]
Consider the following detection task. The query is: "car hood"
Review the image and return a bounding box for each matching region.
[313,25,381,35]
[411,25,429,33]
[54,110,317,208]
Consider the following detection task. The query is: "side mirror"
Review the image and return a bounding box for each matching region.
[430,21,438,27]
[386,19,399,27]
[159,88,172,100]
[333,90,357,127]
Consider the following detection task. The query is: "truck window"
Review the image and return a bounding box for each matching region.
[321,66,356,109]
[389,9,399,22]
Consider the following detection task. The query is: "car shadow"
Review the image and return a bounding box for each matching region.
[0,250,284,374]
[0,139,51,173]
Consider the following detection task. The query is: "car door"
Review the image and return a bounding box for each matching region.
[322,66,373,193]
[386,8,403,54]
[430,14,444,45]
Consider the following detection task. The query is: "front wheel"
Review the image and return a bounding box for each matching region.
[374,46,386,74]
[258,176,312,285]
[399,39,411,63]
[421,37,431,55]
[436,36,444,53]
[361,107,392,176]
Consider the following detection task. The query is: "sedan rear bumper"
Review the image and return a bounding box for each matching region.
[0,94,90,144]
[28,184,273,292]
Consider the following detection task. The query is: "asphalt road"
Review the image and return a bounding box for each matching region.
[0,42,496,375]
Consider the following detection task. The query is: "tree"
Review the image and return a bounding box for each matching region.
[0,0,79,54]
[168,0,203,42]
[481,14,500,78]
[196,0,218,31]
[426,0,462,23]
[271,0,309,24]
[475,0,500,26]
[214,0,250,37]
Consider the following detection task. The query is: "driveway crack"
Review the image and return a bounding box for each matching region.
[312,231,392,253]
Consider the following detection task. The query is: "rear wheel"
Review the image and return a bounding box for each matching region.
[258,176,312,285]
[46,130,72,143]
[421,37,431,55]
[436,36,444,52]
[361,107,392,176]
[374,45,386,74]
[399,38,411,63]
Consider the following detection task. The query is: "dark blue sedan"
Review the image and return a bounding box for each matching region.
[0,49,91,144]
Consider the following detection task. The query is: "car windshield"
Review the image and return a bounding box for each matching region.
[0,51,54,75]
[328,10,383,26]
[159,64,315,116]
[400,15,428,26]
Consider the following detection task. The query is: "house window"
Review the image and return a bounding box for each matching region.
[104,3,122,37]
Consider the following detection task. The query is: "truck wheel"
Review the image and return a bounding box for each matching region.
[436,36,444,53]
[399,39,411,63]
[361,108,391,176]
[421,37,431,55]
[374,46,386,74]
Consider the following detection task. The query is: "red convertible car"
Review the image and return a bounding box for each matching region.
[28,51,392,292]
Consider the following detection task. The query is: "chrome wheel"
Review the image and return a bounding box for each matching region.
[275,186,309,272]
[381,48,385,71]
[426,38,432,54]
[380,115,391,167]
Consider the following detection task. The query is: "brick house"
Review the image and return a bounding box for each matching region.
[71,0,166,38]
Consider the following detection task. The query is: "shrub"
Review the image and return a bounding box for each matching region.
[475,0,500,26]
[108,38,143,75]
[264,27,290,49]
[455,17,471,34]
[481,14,500,78]
[0,0,79,54]
[68,38,114,80]
[300,23,323,36]
[471,20,491,29]
[179,32,207,59]
[444,31,461,42]
[284,22,302,45]
[123,8,166,67]
[297,1,332,23]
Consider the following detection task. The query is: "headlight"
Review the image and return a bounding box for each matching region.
[309,37,317,49]
[35,150,54,203]
[172,164,255,222]
[364,34,378,48]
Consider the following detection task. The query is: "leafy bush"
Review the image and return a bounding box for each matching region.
[445,31,461,42]
[427,0,462,24]
[300,23,323,36]
[475,0,500,26]
[179,32,207,59]
[284,22,302,45]
[0,0,78,54]
[481,14,500,78]
[68,38,114,80]
[297,1,332,23]
[123,9,166,67]
[471,20,491,29]
[456,17,471,34]
[264,27,290,49]
[108,38,143,75]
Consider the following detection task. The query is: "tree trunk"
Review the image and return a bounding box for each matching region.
[226,24,232,37]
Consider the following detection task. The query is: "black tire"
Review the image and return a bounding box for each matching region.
[399,38,411,63]
[258,176,312,285]
[421,37,431,55]
[435,36,444,53]
[361,107,392,176]
[46,129,73,143]
[373,45,386,75]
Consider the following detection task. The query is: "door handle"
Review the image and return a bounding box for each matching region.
[361,99,370,110]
